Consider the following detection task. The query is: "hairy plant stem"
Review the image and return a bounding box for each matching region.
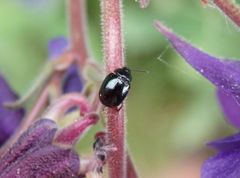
[213,0,240,27]
[127,154,139,178]
[101,0,124,72]
[100,0,127,177]
[68,0,89,67]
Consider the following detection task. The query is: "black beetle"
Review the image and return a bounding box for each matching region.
[99,67,132,108]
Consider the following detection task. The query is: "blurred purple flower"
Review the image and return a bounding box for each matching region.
[154,20,240,178]
[0,75,25,146]
[48,37,83,93]
[62,64,83,93]
[48,37,69,60]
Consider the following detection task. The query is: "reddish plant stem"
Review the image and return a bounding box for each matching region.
[101,0,124,73]
[17,87,49,135]
[213,0,240,27]
[68,0,88,66]
[127,154,139,178]
[48,71,64,101]
[106,108,126,178]
[54,113,99,146]
[43,93,91,121]
[101,0,126,177]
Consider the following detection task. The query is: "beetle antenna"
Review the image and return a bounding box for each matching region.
[131,68,149,74]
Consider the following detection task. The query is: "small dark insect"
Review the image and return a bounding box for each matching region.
[99,67,132,108]
[93,137,106,162]
[93,132,107,173]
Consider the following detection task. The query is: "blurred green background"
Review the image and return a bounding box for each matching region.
[0,0,239,177]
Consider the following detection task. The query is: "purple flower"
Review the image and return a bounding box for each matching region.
[0,119,79,178]
[62,64,83,93]
[0,74,25,146]
[0,109,99,177]
[154,20,240,178]
[202,133,240,178]
[48,37,83,93]
[154,21,240,104]
[217,89,240,128]
[48,37,69,60]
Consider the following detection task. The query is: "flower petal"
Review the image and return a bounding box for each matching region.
[0,119,57,172]
[217,89,240,128]
[202,149,240,178]
[0,145,79,178]
[0,75,25,145]
[207,133,240,152]
[48,37,68,60]
[62,64,83,93]
[154,21,240,104]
